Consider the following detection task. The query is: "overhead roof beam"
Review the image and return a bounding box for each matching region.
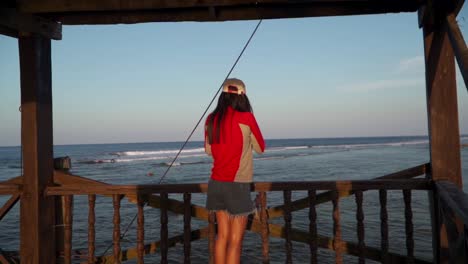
[0,8,62,40]
[17,0,424,14]
[40,1,423,25]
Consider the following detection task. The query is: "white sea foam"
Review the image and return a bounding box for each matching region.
[311,139,428,149]
[114,148,205,156]
[255,156,285,161]
[283,146,309,150]
[267,146,309,152]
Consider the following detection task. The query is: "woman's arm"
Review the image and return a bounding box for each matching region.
[249,114,265,154]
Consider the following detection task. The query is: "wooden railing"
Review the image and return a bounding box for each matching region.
[0,163,438,263]
[42,179,433,264]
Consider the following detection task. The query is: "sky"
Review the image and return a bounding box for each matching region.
[1,9,468,146]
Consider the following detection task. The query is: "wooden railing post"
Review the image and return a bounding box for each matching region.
[19,33,56,264]
[137,196,145,264]
[208,211,216,264]
[259,191,269,264]
[379,190,389,263]
[332,191,342,264]
[160,192,168,264]
[308,190,317,264]
[55,161,73,264]
[88,194,96,264]
[183,192,191,264]
[63,195,72,264]
[355,190,365,264]
[112,194,122,264]
[403,190,415,263]
[283,190,292,264]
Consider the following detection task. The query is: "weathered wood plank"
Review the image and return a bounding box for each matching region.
[0,8,61,39]
[19,33,56,264]
[0,194,19,221]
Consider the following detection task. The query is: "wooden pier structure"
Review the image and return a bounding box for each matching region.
[1,0,468,263]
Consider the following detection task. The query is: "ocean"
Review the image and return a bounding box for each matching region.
[1,136,467,263]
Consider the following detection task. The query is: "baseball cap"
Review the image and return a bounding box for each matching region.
[222,78,246,95]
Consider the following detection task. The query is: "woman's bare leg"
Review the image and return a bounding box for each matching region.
[215,211,230,264]
[226,215,248,264]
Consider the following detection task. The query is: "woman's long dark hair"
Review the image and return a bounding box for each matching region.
[207,92,253,144]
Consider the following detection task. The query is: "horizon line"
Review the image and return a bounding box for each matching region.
[1,134,468,148]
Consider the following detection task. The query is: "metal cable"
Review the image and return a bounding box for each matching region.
[158,19,263,184]
[100,19,263,258]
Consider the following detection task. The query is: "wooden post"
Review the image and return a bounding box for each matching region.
[55,161,73,264]
[422,4,463,263]
[19,33,56,264]
[208,212,216,264]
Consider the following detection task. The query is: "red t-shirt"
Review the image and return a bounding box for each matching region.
[205,107,265,182]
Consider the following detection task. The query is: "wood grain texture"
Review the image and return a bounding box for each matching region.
[19,34,56,264]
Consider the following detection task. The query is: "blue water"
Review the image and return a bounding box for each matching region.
[1,136,468,263]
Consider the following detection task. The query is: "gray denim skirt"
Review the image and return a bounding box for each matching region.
[206,179,255,216]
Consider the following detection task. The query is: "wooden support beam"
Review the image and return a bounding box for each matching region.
[18,0,423,25]
[423,6,462,187]
[19,33,56,264]
[0,194,20,221]
[0,8,61,40]
[46,3,421,25]
[422,4,464,262]
[418,0,465,28]
[19,0,423,14]
[446,14,468,92]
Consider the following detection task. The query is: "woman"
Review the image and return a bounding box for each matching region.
[205,78,265,264]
